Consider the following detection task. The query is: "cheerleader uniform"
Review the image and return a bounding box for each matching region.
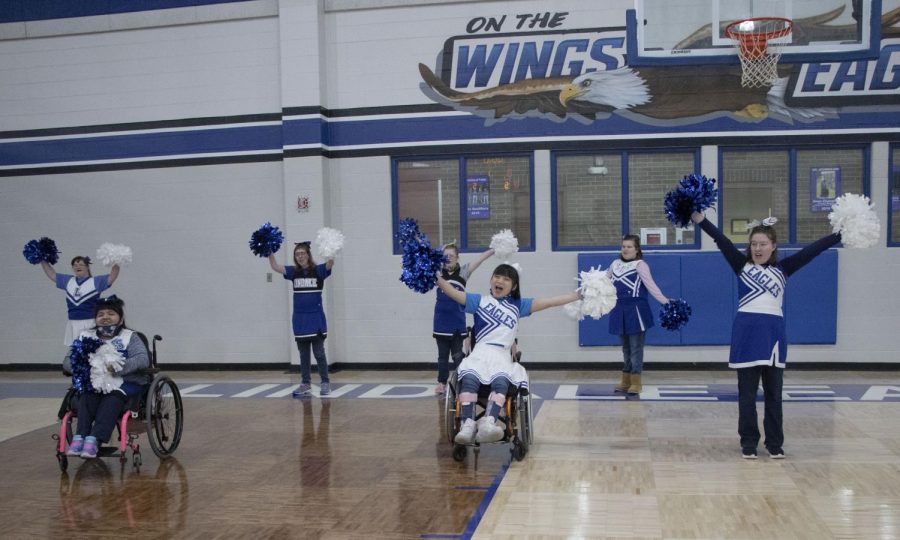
[699,218,840,453]
[63,328,151,443]
[55,273,111,345]
[606,259,669,374]
[456,292,532,391]
[284,264,331,384]
[433,263,473,384]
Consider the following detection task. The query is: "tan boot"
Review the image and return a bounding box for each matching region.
[627,373,642,395]
[614,372,631,392]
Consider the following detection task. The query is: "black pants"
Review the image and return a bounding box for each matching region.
[736,365,784,450]
[435,334,463,384]
[76,391,127,443]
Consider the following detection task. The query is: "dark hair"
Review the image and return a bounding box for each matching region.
[71,256,93,277]
[492,263,520,299]
[293,242,317,271]
[620,234,643,261]
[94,295,126,327]
[745,225,778,266]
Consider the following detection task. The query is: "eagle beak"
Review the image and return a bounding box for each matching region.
[559,83,584,106]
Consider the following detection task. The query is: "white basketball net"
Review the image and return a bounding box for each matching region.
[727,19,792,88]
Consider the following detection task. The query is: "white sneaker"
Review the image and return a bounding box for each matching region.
[454,418,476,444]
[475,416,504,443]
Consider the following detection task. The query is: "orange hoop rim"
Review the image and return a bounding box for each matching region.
[725,16,793,44]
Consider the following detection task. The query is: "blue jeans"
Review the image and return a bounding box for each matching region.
[736,365,784,450]
[619,332,646,374]
[295,337,329,384]
[435,334,463,384]
[76,391,127,443]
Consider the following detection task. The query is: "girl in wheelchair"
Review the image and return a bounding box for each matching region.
[437,263,580,445]
[62,296,151,459]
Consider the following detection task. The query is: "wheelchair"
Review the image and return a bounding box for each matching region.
[53,332,184,473]
[443,330,534,462]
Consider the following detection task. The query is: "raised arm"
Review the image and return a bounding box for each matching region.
[693,212,745,274]
[466,248,495,276]
[779,232,842,277]
[325,258,334,271]
[268,254,286,275]
[436,274,466,305]
[107,264,120,286]
[530,291,582,314]
[40,261,56,281]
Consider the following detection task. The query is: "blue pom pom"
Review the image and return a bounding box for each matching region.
[23,237,60,265]
[659,299,692,331]
[396,218,446,293]
[396,218,421,246]
[664,174,718,228]
[249,222,284,257]
[68,336,103,393]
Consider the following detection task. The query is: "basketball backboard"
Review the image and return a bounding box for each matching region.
[626,0,882,65]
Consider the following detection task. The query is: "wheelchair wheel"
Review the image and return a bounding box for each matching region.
[452,444,467,462]
[443,377,458,444]
[511,440,527,462]
[146,375,183,458]
[517,393,533,448]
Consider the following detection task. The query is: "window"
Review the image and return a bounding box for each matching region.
[393,155,533,252]
[553,149,700,249]
[720,145,868,245]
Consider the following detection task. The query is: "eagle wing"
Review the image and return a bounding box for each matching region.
[418,63,611,119]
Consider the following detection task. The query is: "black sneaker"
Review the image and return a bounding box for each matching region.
[767,447,785,459]
[741,447,758,460]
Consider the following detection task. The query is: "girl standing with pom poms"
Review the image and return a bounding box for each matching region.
[607,234,672,395]
[432,243,494,395]
[34,248,122,346]
[269,241,335,398]
[691,211,842,460]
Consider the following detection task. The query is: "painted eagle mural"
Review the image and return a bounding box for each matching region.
[419,6,900,126]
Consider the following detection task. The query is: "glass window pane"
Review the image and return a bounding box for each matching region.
[893,147,900,243]
[721,150,789,244]
[795,148,864,243]
[396,159,460,247]
[464,156,532,249]
[628,152,696,247]
[555,154,623,247]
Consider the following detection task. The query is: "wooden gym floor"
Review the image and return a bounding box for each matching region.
[1,369,900,539]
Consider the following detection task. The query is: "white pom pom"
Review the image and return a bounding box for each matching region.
[828,193,880,248]
[95,243,133,266]
[490,229,519,260]
[563,300,584,321]
[577,266,617,319]
[89,343,125,393]
[312,227,344,259]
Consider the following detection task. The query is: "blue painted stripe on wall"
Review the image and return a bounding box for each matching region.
[2,111,900,169]
[0,125,281,166]
[0,0,255,23]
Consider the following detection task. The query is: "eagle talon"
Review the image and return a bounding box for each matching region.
[735,103,769,119]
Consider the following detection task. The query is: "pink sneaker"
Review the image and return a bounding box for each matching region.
[434,383,446,395]
[80,436,98,459]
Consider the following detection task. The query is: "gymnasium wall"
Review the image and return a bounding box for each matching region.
[1,0,899,367]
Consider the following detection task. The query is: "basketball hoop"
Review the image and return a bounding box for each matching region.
[726,17,793,88]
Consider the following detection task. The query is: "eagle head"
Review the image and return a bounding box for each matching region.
[559,68,651,110]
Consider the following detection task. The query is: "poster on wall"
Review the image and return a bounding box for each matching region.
[810,167,841,212]
[467,176,490,219]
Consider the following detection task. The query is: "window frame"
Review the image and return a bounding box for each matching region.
[391,153,536,254]
[550,147,702,251]
[718,143,870,247]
